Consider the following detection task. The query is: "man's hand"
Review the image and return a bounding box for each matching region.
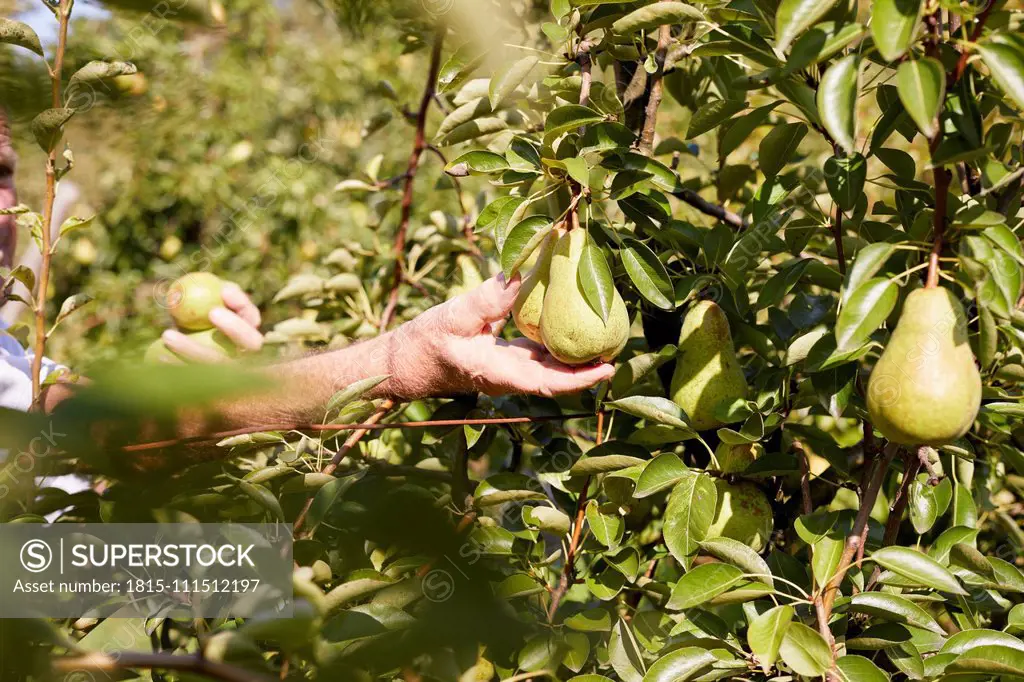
[384,274,616,399]
[160,282,264,362]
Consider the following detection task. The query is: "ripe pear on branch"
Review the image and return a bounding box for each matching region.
[537,228,630,365]
[867,287,981,446]
[512,227,560,343]
[670,300,748,430]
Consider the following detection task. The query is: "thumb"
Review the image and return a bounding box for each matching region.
[445,273,521,335]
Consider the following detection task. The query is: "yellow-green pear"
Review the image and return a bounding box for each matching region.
[168,272,224,331]
[512,228,560,343]
[715,441,764,474]
[867,287,981,446]
[706,480,774,552]
[670,300,748,431]
[539,229,630,364]
[144,329,234,364]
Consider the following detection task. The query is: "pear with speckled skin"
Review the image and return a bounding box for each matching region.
[539,229,629,364]
[867,287,981,446]
[670,300,748,430]
[512,228,559,343]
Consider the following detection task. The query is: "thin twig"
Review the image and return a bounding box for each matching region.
[52,652,273,682]
[31,0,71,405]
[293,399,394,536]
[548,412,604,621]
[380,26,446,330]
[638,21,671,155]
[671,189,749,229]
[866,453,923,591]
[426,144,479,254]
[821,443,898,615]
[951,3,993,85]
[121,412,592,453]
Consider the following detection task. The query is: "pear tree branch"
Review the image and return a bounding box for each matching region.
[52,652,273,682]
[379,26,446,330]
[30,0,71,405]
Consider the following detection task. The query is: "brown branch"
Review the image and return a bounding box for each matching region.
[576,38,594,109]
[31,0,71,405]
[796,440,833,646]
[52,652,273,682]
[821,443,898,615]
[638,22,671,155]
[380,26,446,330]
[293,399,394,536]
[925,8,951,290]
[951,3,993,85]
[548,412,604,622]
[120,412,591,453]
[866,452,923,591]
[426,144,479,255]
[671,189,748,229]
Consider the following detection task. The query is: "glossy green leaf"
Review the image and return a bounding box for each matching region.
[896,58,945,139]
[605,396,693,430]
[835,654,890,682]
[501,216,554,278]
[824,153,867,211]
[635,452,689,498]
[686,99,747,139]
[870,546,967,594]
[872,0,923,62]
[759,122,808,178]
[545,105,605,139]
[775,0,840,51]
[978,41,1024,111]
[489,55,539,108]
[848,593,945,635]
[445,150,509,176]
[699,536,773,586]
[586,500,625,549]
[779,622,833,677]
[668,563,744,609]
[748,605,794,673]
[612,2,704,35]
[622,238,674,310]
[663,472,718,563]
[817,54,861,153]
[842,243,896,304]
[577,237,615,322]
[642,647,716,682]
[835,277,897,352]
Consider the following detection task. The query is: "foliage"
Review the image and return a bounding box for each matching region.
[2,0,1024,681]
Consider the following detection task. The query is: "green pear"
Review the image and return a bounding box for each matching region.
[539,229,630,364]
[706,480,774,552]
[168,272,224,331]
[512,228,560,343]
[867,287,981,446]
[670,300,748,430]
[144,329,234,364]
[715,441,764,474]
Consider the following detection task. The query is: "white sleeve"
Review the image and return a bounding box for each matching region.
[0,331,66,412]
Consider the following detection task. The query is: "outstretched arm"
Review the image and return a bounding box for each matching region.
[212,274,614,429]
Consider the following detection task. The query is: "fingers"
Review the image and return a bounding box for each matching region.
[482,338,616,396]
[530,360,616,396]
[444,274,521,336]
[220,282,262,327]
[162,329,229,364]
[210,307,264,352]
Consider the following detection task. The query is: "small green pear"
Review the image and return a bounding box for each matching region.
[670,300,748,431]
[539,229,630,364]
[706,480,774,552]
[144,329,234,363]
[168,272,224,331]
[512,228,560,343]
[715,441,764,474]
[867,287,981,446]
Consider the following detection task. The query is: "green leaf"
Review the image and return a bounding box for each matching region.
[642,647,716,682]
[565,608,613,632]
[68,61,138,92]
[824,153,867,211]
[502,216,554,279]
[835,277,897,353]
[611,344,678,399]
[748,605,795,673]
[775,0,840,51]
[720,101,783,160]
[786,22,868,73]
[835,655,890,682]
[759,122,808,178]
[779,622,833,677]
[947,645,1024,677]
[622,238,674,310]
[306,475,358,532]
[546,105,605,139]
[686,99,747,139]
[870,546,967,594]
[437,43,485,93]
[842,243,896,305]
[668,563,744,609]
[941,628,1024,655]
[872,0,923,62]
[605,396,692,431]
[238,481,285,522]
[0,18,43,56]
[909,477,938,533]
[978,41,1024,111]
[586,500,625,548]
[579,123,637,154]
[700,537,773,586]
[896,58,945,139]
[611,2,704,35]
[523,506,571,534]
[847,593,945,635]
[53,293,94,328]
[635,452,689,498]
[325,376,391,418]
[489,55,539,108]
[609,618,646,682]
[577,237,615,322]
[663,472,718,563]
[31,108,75,153]
[445,150,509,176]
[817,54,861,154]
[812,532,845,586]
